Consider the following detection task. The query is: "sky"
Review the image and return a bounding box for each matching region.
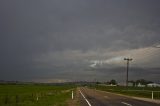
[0,0,160,83]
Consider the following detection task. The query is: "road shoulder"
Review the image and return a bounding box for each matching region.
[95,89,160,104]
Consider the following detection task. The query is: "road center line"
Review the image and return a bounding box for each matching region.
[79,90,92,106]
[121,102,132,106]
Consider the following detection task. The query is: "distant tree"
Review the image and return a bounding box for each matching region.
[136,79,153,85]
[96,81,100,84]
[110,79,117,85]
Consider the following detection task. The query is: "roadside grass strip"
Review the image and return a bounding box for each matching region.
[91,85,160,99]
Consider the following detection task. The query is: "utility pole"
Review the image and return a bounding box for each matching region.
[124,58,132,87]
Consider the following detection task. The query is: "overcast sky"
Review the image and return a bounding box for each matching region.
[0,0,160,83]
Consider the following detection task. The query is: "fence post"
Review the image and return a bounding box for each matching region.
[152,91,153,100]
[72,90,74,99]
[5,95,8,104]
[16,95,19,104]
[36,94,38,101]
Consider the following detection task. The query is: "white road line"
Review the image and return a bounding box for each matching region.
[121,102,132,106]
[79,90,92,106]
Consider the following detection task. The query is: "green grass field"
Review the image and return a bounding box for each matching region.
[0,84,76,106]
[91,85,160,99]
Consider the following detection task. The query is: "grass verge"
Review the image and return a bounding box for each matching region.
[0,84,76,106]
[90,85,160,99]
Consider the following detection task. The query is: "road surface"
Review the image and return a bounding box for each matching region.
[79,87,160,106]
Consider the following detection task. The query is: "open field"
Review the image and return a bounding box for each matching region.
[0,84,76,106]
[90,85,160,99]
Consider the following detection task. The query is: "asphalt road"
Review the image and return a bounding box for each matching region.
[79,87,160,106]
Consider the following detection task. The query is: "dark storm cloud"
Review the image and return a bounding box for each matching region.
[0,0,160,82]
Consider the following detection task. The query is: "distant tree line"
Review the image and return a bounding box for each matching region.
[95,79,153,86]
[102,79,117,85]
[95,79,117,85]
[129,79,153,86]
